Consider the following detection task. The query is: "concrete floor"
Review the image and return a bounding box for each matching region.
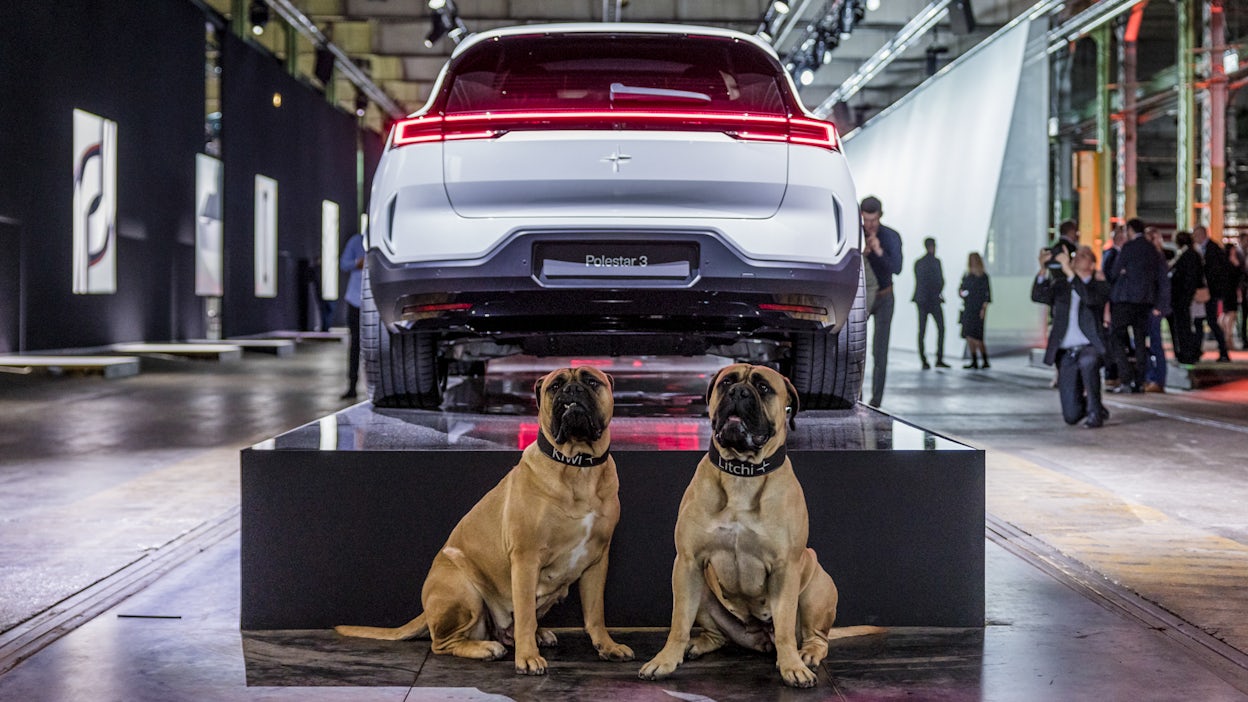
[1,339,1247,700]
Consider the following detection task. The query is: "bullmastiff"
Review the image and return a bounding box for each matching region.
[336,366,634,674]
[639,363,879,688]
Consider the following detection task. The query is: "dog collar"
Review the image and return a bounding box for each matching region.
[535,432,610,468]
[708,443,787,477]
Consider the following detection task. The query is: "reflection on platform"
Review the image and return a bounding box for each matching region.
[258,355,968,453]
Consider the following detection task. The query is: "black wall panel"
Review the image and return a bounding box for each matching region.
[0,2,376,349]
[0,2,204,350]
[220,31,360,338]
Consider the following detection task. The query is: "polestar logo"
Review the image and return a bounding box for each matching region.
[601,148,632,173]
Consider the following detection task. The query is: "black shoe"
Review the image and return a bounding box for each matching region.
[340,389,358,400]
[922,361,931,370]
[935,361,951,368]
[1083,416,1104,428]
[868,397,881,408]
[964,362,979,369]
[1217,356,1231,363]
[981,361,990,369]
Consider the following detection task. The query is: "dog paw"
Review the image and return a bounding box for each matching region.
[686,633,724,659]
[638,654,681,680]
[447,639,506,660]
[778,661,818,688]
[595,640,634,662]
[536,628,559,647]
[799,642,828,667]
[514,653,548,676]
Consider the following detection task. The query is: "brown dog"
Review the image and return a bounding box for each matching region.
[639,363,877,688]
[336,366,634,674]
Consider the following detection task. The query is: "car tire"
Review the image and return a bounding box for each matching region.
[791,264,866,409]
[361,267,444,409]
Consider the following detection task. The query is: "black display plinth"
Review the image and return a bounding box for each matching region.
[241,402,984,630]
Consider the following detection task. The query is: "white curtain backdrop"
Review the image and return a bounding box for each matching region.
[842,19,1033,355]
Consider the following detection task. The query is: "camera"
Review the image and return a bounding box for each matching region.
[1045,249,1064,271]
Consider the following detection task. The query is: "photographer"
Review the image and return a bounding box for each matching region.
[1031,246,1111,429]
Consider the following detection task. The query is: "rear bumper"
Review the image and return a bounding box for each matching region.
[368,229,860,341]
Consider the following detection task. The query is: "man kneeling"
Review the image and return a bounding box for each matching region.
[1031,246,1111,429]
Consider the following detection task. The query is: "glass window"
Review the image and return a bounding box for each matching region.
[443,34,790,115]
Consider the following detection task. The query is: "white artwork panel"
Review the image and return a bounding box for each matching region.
[321,200,340,301]
[72,109,117,294]
[254,174,278,298]
[195,154,224,297]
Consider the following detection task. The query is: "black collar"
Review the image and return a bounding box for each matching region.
[708,443,787,477]
[535,431,610,467]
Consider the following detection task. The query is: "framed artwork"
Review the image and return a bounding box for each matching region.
[195,154,224,296]
[254,174,278,298]
[72,109,117,294]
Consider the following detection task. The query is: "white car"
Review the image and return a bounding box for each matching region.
[362,23,864,410]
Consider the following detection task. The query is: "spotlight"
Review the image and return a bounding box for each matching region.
[249,0,269,36]
[772,1,790,14]
[424,13,448,47]
[799,67,815,86]
[866,0,880,10]
[428,0,446,8]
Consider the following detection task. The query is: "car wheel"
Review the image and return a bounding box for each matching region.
[361,267,444,409]
[791,264,866,409]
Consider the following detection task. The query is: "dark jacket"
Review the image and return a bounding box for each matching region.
[912,253,944,307]
[1101,246,1121,285]
[866,224,903,291]
[1032,273,1110,366]
[1169,247,1205,306]
[1109,235,1161,305]
[1202,241,1233,297]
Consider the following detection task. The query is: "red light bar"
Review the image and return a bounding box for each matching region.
[391,110,840,151]
[401,301,473,315]
[758,302,828,315]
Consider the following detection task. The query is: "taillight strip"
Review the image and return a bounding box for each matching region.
[391,110,840,151]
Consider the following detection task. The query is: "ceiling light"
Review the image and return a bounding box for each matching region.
[799,68,816,85]
[249,0,269,36]
[428,0,446,8]
[773,1,790,14]
[867,0,880,10]
[424,13,448,47]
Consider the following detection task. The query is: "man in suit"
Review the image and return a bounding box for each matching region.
[912,237,949,370]
[1168,230,1205,365]
[1107,218,1162,393]
[1032,246,1111,428]
[1193,225,1232,362]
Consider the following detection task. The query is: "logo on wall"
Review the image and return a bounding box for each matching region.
[254,174,278,298]
[195,154,224,297]
[321,200,340,302]
[72,109,117,295]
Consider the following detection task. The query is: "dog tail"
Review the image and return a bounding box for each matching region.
[826,625,887,640]
[334,613,429,641]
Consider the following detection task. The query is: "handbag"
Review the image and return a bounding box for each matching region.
[1193,287,1211,304]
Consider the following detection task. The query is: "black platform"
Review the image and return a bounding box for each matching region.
[241,359,984,632]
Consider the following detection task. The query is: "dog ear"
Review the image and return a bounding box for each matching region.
[533,374,545,410]
[782,376,800,431]
[705,366,728,405]
[603,371,614,390]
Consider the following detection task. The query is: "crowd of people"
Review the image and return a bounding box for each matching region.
[1031,218,1248,429]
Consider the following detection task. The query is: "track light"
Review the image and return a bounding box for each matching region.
[799,67,815,86]
[249,0,269,36]
[428,0,446,8]
[425,12,448,47]
[772,1,790,14]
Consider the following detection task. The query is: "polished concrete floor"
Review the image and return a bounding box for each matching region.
[1,338,1247,700]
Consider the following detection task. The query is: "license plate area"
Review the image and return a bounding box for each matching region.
[534,241,698,286]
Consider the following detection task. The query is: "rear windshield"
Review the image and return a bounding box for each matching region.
[441,33,792,116]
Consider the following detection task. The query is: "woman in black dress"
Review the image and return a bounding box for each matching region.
[959,252,992,368]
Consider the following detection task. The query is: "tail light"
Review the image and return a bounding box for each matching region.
[390,111,840,151]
